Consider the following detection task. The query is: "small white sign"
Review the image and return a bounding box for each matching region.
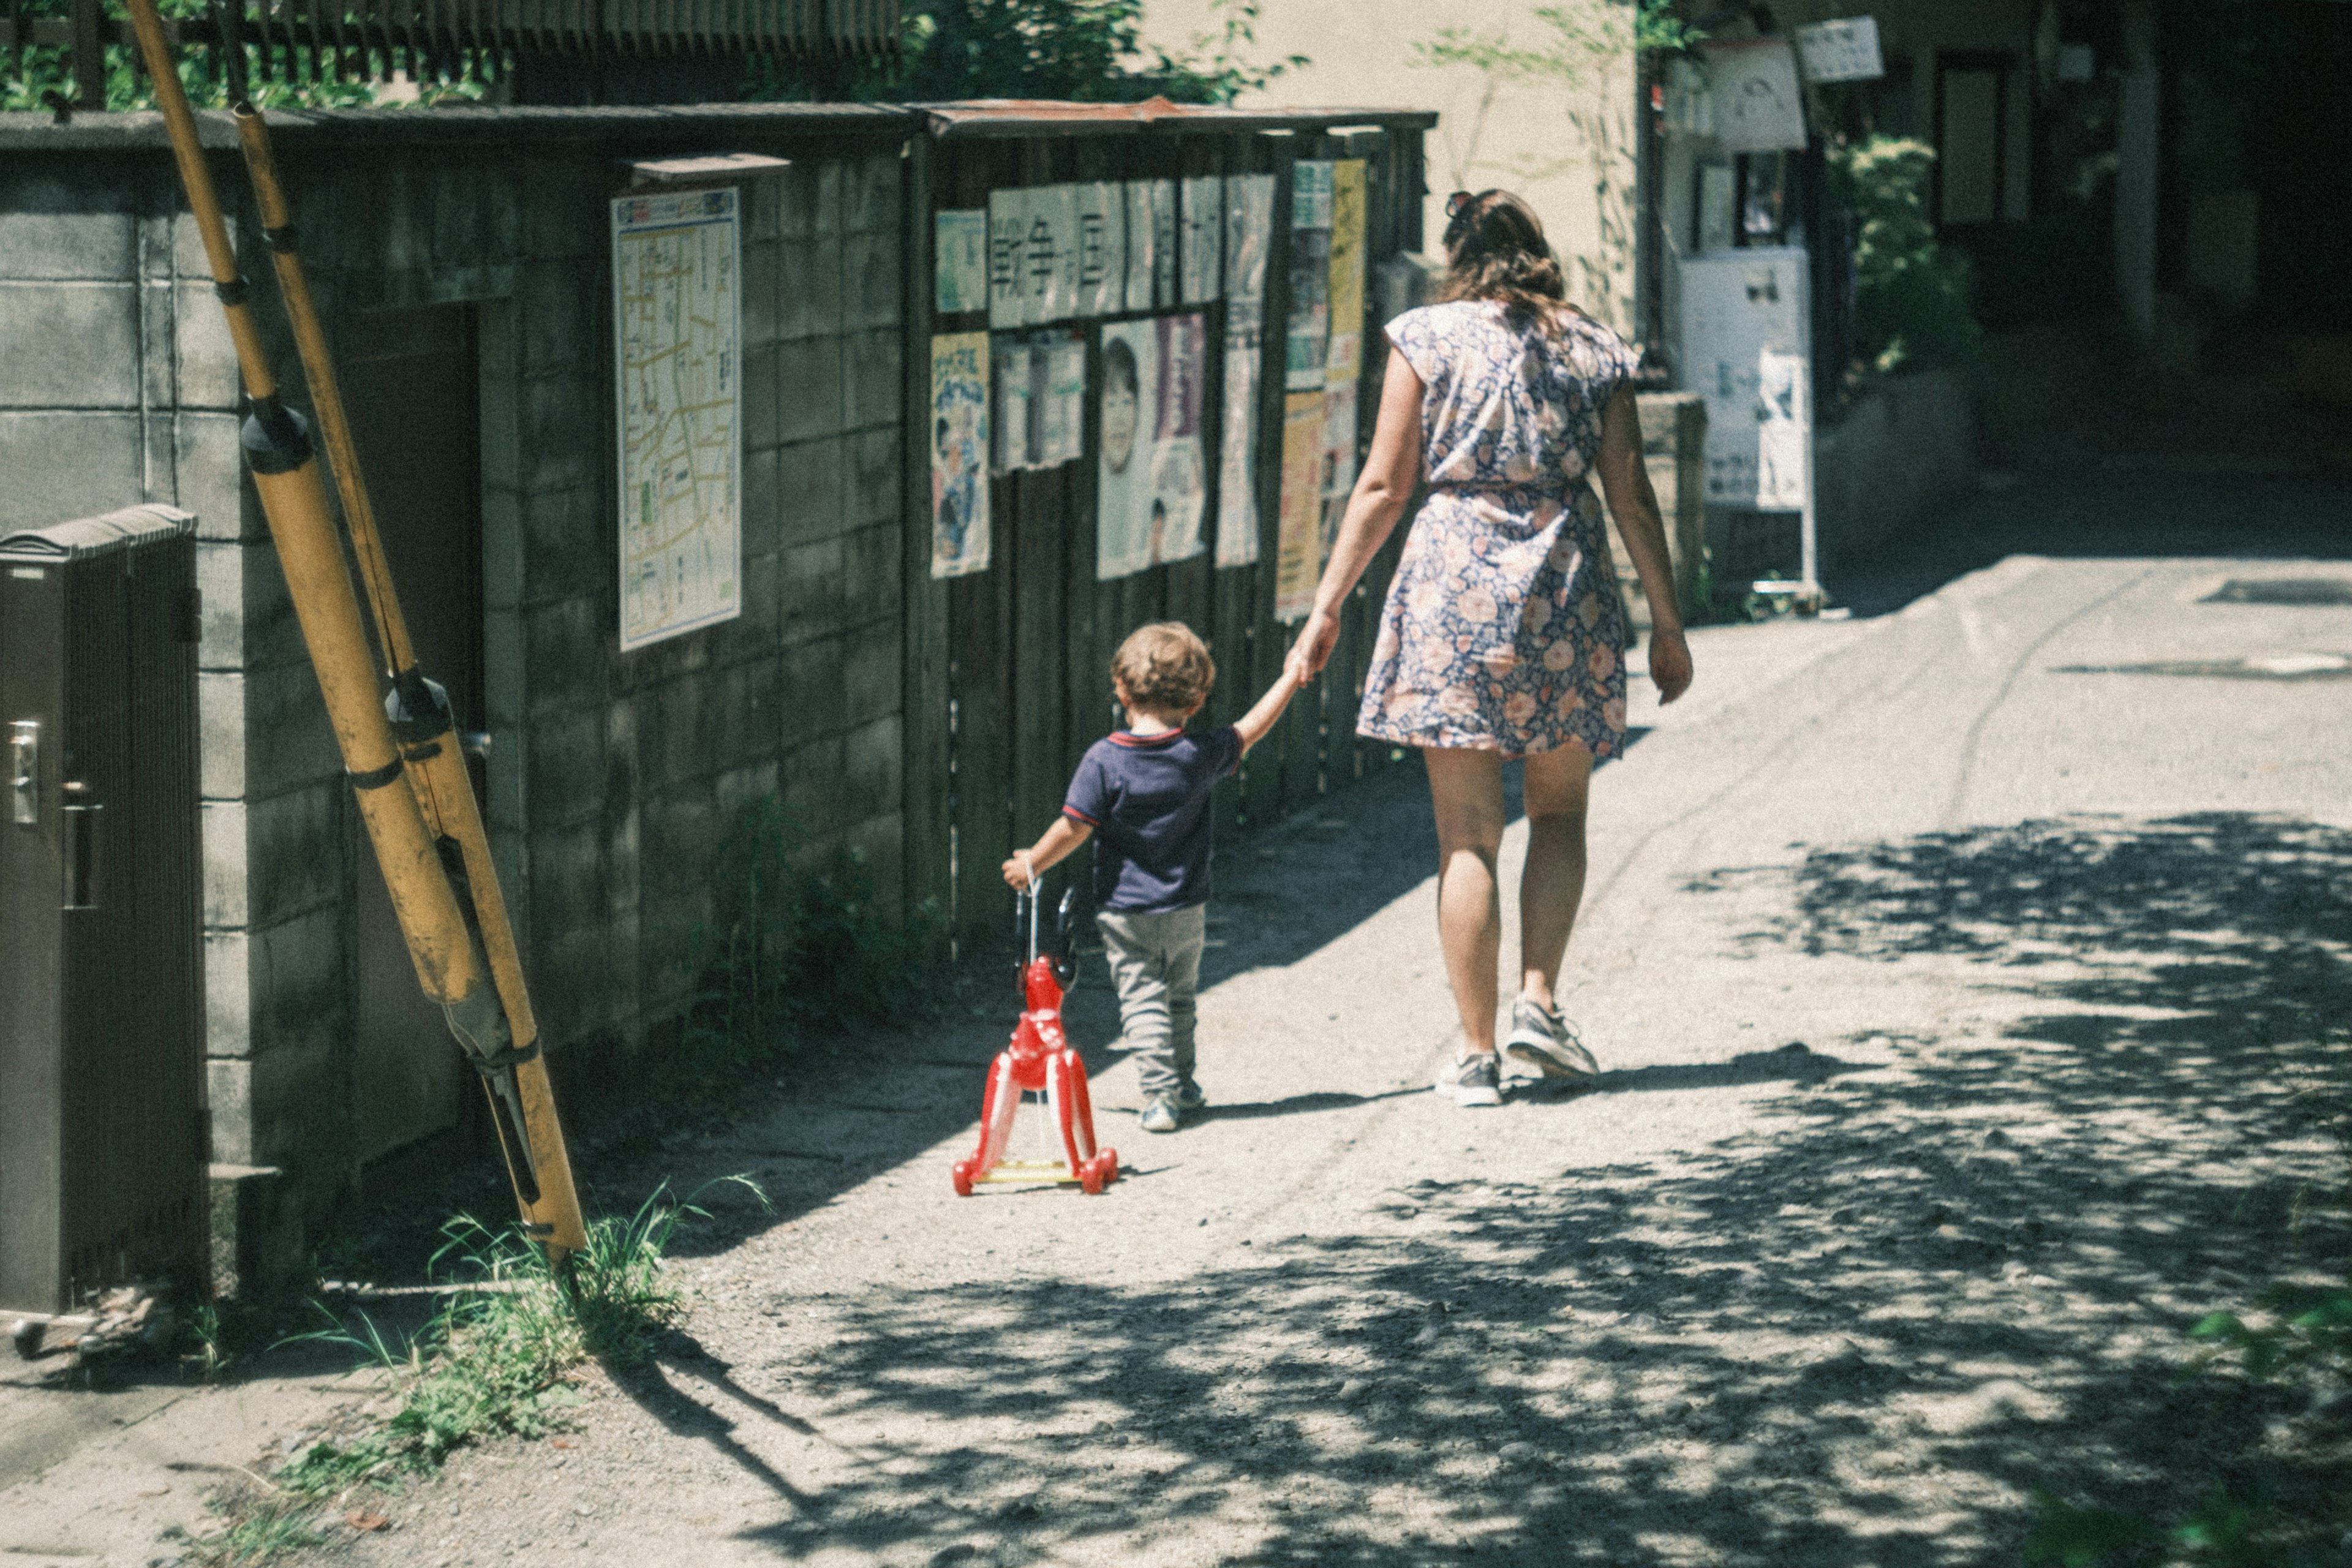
[1755,349,1810,510]
[1705,38,1810,151]
[935,208,989,314]
[1794,17,1885,83]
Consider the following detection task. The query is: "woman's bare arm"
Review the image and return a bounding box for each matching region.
[1595,385,1693,703]
[1286,347,1425,680]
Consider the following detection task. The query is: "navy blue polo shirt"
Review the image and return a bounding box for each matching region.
[1061,726,1243,914]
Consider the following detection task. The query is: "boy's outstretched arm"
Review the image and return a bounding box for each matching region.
[1231,666,1303,756]
[1003,813,1093,889]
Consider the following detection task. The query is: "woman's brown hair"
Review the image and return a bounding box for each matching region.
[1436,189,1572,334]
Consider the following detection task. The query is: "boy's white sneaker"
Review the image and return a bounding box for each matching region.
[1504,998,1600,1080]
[1434,1051,1503,1107]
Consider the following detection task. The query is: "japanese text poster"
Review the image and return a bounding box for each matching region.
[1180,174,1224,305]
[1214,175,1276,569]
[1273,390,1327,620]
[1098,314,1208,579]
[1286,160,1334,390]
[929,332,991,578]
[935,208,989,314]
[1324,160,1368,382]
[1125,180,1177,312]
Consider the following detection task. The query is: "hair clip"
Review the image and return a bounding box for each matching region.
[1444,190,1475,219]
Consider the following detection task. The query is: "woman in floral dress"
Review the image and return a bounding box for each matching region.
[1286,189,1694,1107]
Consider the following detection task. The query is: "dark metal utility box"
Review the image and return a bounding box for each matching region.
[0,504,205,1316]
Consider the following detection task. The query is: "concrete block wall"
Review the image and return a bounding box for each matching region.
[1,112,914,1248]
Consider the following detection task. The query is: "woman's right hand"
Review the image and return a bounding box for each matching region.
[1287,609,1341,682]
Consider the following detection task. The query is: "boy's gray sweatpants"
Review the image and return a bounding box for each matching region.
[1096,905,1207,1100]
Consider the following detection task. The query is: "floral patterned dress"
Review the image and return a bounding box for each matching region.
[1357,301,1641,758]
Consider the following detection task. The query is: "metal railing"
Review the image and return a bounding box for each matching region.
[3,0,900,108]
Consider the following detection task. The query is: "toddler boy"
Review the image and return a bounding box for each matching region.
[1003,622,1299,1133]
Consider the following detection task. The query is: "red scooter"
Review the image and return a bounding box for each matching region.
[951,869,1119,1196]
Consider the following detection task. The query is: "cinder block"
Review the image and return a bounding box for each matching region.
[775,238,843,343]
[644,674,723,789]
[480,352,521,492]
[482,483,522,612]
[524,706,603,830]
[846,152,898,235]
[176,411,251,542]
[196,538,303,673]
[776,336,846,443]
[775,159,838,243]
[0,200,135,281]
[431,164,521,274]
[517,259,597,377]
[0,411,142,532]
[741,341,780,454]
[240,659,341,799]
[777,434,848,548]
[198,671,247,799]
[844,327,901,432]
[780,731,852,840]
[521,485,603,606]
[521,375,601,492]
[0,282,138,407]
[839,522,904,628]
[714,760,781,822]
[841,616,903,720]
[843,712,903,814]
[251,904,347,1060]
[484,605,525,735]
[175,279,241,411]
[778,533,847,648]
[519,163,602,262]
[528,816,607,941]
[639,779,719,903]
[207,1058,255,1163]
[742,241,778,349]
[209,1163,304,1302]
[845,808,906,922]
[244,781,345,929]
[777,634,847,747]
[240,1029,350,1181]
[717,655,782,771]
[847,425,900,530]
[842,229,900,331]
[202,800,250,928]
[523,595,611,717]
[742,445,780,554]
[205,930,254,1062]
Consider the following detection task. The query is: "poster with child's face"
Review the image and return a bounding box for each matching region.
[1096,314,1207,580]
[930,331,990,579]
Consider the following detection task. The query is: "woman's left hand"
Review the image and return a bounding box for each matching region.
[1647,624,1694,704]
[1289,609,1341,682]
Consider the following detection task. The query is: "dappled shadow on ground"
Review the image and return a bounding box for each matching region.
[638,812,2351,1566]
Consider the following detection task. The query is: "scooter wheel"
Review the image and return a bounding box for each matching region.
[1092,1152,1118,1190]
[951,1162,975,1198]
[1079,1160,1106,1196]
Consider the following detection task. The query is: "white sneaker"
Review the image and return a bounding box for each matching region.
[1434,1051,1503,1107]
[1504,998,1600,1080]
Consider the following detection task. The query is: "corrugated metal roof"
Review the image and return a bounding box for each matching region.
[916,98,1438,138]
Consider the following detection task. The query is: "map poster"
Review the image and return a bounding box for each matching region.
[1097,314,1207,580]
[1215,301,1263,568]
[1224,174,1275,306]
[935,208,989,314]
[1125,180,1177,312]
[930,332,991,579]
[612,187,742,652]
[1272,389,1327,621]
[1180,174,1224,305]
[1325,160,1369,382]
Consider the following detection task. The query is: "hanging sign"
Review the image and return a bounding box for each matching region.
[1793,17,1885,83]
[1272,389,1327,620]
[1096,314,1208,579]
[612,187,742,652]
[929,331,991,578]
[935,208,989,314]
[1703,39,1809,152]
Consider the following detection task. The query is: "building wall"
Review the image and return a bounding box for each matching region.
[0,110,913,1235]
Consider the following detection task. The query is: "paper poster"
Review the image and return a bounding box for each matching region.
[930,332,990,578]
[1286,162,1334,391]
[992,337,1033,473]
[612,188,742,652]
[1224,173,1275,306]
[1705,38,1809,152]
[1074,181,1126,318]
[935,209,989,314]
[987,187,1029,327]
[1181,174,1224,305]
[1755,348,1811,510]
[1097,314,1208,579]
[1273,390,1326,620]
[1793,16,1884,83]
[1325,160,1368,383]
[1215,303,1263,568]
[1125,181,1177,312]
[1317,379,1359,560]
[994,330,1087,472]
[987,185,1082,327]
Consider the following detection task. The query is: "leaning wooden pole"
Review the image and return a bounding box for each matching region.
[124,0,587,1259]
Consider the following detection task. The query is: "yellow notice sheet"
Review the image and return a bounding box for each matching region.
[613,187,742,651]
[1273,390,1327,622]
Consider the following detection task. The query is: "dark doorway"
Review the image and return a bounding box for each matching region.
[337,304,484,1166]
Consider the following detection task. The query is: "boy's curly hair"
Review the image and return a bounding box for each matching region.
[1111,622,1216,715]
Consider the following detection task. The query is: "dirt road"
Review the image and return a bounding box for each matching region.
[7,473,2350,1566]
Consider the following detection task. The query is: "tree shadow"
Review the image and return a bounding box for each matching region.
[632,810,2350,1565]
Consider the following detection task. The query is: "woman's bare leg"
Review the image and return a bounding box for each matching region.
[1423,748,1507,1055]
[1518,742,1594,1010]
